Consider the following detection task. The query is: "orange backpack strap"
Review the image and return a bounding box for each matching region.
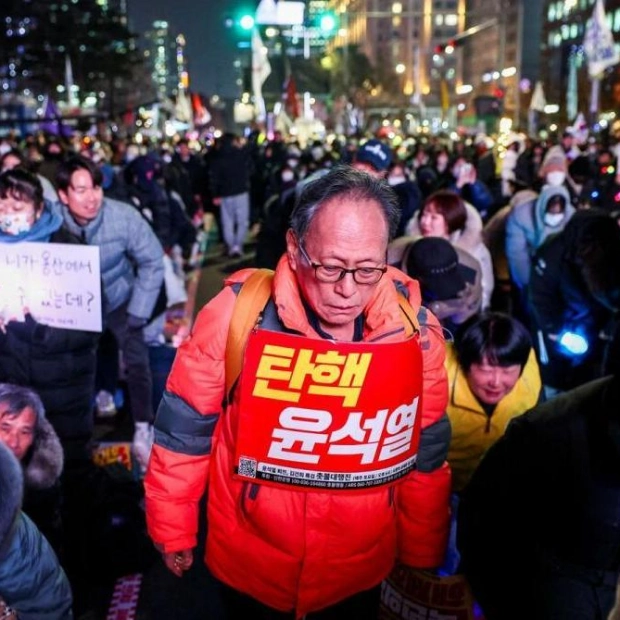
[397,292,420,337]
[224,268,274,399]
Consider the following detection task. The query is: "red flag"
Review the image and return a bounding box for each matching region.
[191,93,211,126]
[284,75,300,119]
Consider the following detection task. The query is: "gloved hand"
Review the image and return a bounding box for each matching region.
[5,312,41,340]
[126,314,148,331]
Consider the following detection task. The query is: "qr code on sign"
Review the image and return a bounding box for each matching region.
[238,457,257,478]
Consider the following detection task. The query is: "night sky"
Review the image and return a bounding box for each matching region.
[127,0,241,98]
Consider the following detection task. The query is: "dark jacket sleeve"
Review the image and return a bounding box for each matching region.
[457,416,544,620]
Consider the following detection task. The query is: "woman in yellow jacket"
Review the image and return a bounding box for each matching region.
[446,312,542,494]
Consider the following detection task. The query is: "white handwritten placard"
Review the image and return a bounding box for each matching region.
[0,242,102,332]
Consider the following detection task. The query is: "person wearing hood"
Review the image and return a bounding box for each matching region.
[528,209,620,396]
[505,182,575,308]
[0,168,99,456]
[0,440,73,619]
[0,383,64,555]
[483,188,538,314]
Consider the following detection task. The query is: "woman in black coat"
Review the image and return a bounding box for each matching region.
[0,168,99,455]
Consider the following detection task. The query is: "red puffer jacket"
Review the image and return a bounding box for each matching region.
[144,259,451,618]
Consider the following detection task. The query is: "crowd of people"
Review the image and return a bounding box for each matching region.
[0,124,619,619]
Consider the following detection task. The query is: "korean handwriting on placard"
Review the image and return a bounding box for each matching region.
[41,251,93,276]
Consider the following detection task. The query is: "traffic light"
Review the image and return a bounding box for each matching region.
[319,12,337,33]
[434,39,459,55]
[239,14,255,30]
[224,11,255,31]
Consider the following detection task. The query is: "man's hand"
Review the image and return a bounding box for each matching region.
[163,549,194,577]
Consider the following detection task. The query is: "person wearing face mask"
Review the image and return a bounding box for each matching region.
[505,182,575,313]
[386,162,423,238]
[536,144,582,205]
[0,170,101,614]
[0,168,99,454]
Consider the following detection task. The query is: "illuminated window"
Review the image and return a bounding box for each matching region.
[435,14,444,26]
[445,14,458,26]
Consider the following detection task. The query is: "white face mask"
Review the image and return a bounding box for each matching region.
[544,212,564,227]
[388,175,406,186]
[0,212,32,235]
[546,171,566,186]
[281,169,295,183]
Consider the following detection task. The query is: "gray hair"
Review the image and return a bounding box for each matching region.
[289,165,400,243]
[0,384,45,422]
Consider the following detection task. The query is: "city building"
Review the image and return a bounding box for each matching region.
[541,0,620,126]
[143,20,189,102]
[327,0,467,126]
[461,0,544,131]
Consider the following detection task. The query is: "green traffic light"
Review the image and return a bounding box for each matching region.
[239,14,255,30]
[319,14,336,32]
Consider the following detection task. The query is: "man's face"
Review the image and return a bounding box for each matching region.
[58,169,104,226]
[465,357,522,405]
[178,143,190,159]
[0,406,36,461]
[286,196,388,341]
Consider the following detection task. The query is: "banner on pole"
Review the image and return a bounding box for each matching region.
[584,0,619,77]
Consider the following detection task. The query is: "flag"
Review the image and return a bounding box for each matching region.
[174,88,193,124]
[41,95,72,137]
[529,81,547,112]
[284,74,300,119]
[566,50,578,122]
[191,92,211,126]
[65,54,77,107]
[583,0,619,78]
[252,27,271,121]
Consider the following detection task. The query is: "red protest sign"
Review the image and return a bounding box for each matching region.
[233,329,423,491]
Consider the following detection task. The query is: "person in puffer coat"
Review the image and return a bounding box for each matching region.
[145,167,452,619]
[0,168,99,453]
[0,440,73,619]
[0,383,64,555]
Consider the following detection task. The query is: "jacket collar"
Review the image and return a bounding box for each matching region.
[271,256,421,342]
[60,198,105,241]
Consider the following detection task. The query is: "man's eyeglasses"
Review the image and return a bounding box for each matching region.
[298,243,387,285]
